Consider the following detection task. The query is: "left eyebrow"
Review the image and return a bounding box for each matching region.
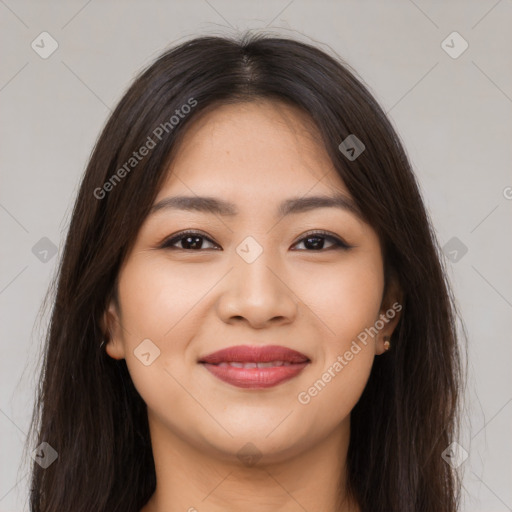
[278,194,362,220]
[149,193,363,220]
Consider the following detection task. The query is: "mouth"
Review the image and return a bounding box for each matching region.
[198,345,310,389]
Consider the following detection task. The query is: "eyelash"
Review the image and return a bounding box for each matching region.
[160,229,352,252]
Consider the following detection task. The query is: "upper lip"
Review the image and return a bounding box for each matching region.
[199,345,310,364]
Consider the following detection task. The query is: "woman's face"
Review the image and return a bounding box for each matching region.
[105,99,401,464]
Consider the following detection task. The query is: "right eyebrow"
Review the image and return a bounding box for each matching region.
[149,193,363,221]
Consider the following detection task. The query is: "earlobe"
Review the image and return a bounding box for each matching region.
[376,273,403,355]
[105,340,125,360]
[101,300,126,360]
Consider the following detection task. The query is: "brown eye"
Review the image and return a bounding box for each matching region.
[292,231,352,251]
[161,230,220,251]
[161,230,352,252]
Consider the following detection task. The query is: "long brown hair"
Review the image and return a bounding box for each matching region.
[26,32,465,511]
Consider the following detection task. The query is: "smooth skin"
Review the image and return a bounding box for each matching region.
[104,99,402,512]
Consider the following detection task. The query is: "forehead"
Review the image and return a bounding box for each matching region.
[156,100,349,200]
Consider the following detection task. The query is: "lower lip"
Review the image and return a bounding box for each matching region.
[201,362,309,389]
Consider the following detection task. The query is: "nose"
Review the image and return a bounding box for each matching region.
[216,250,299,329]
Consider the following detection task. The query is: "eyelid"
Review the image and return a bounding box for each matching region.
[160,229,221,250]
[292,229,353,250]
[160,229,353,251]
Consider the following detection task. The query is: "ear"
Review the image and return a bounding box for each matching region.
[375,272,403,355]
[101,295,126,360]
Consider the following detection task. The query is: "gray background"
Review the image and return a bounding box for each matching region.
[1,1,511,510]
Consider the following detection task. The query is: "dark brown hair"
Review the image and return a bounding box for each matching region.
[26,32,465,511]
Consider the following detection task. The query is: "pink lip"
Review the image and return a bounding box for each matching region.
[199,345,310,389]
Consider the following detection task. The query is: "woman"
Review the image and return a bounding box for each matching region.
[26,32,464,512]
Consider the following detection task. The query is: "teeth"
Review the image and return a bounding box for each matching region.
[257,361,279,368]
[215,361,294,368]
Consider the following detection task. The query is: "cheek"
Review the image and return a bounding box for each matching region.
[291,252,382,420]
[117,256,216,340]
[298,250,384,345]
[296,342,374,428]
[116,256,222,412]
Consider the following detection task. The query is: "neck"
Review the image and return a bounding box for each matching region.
[140,412,360,512]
